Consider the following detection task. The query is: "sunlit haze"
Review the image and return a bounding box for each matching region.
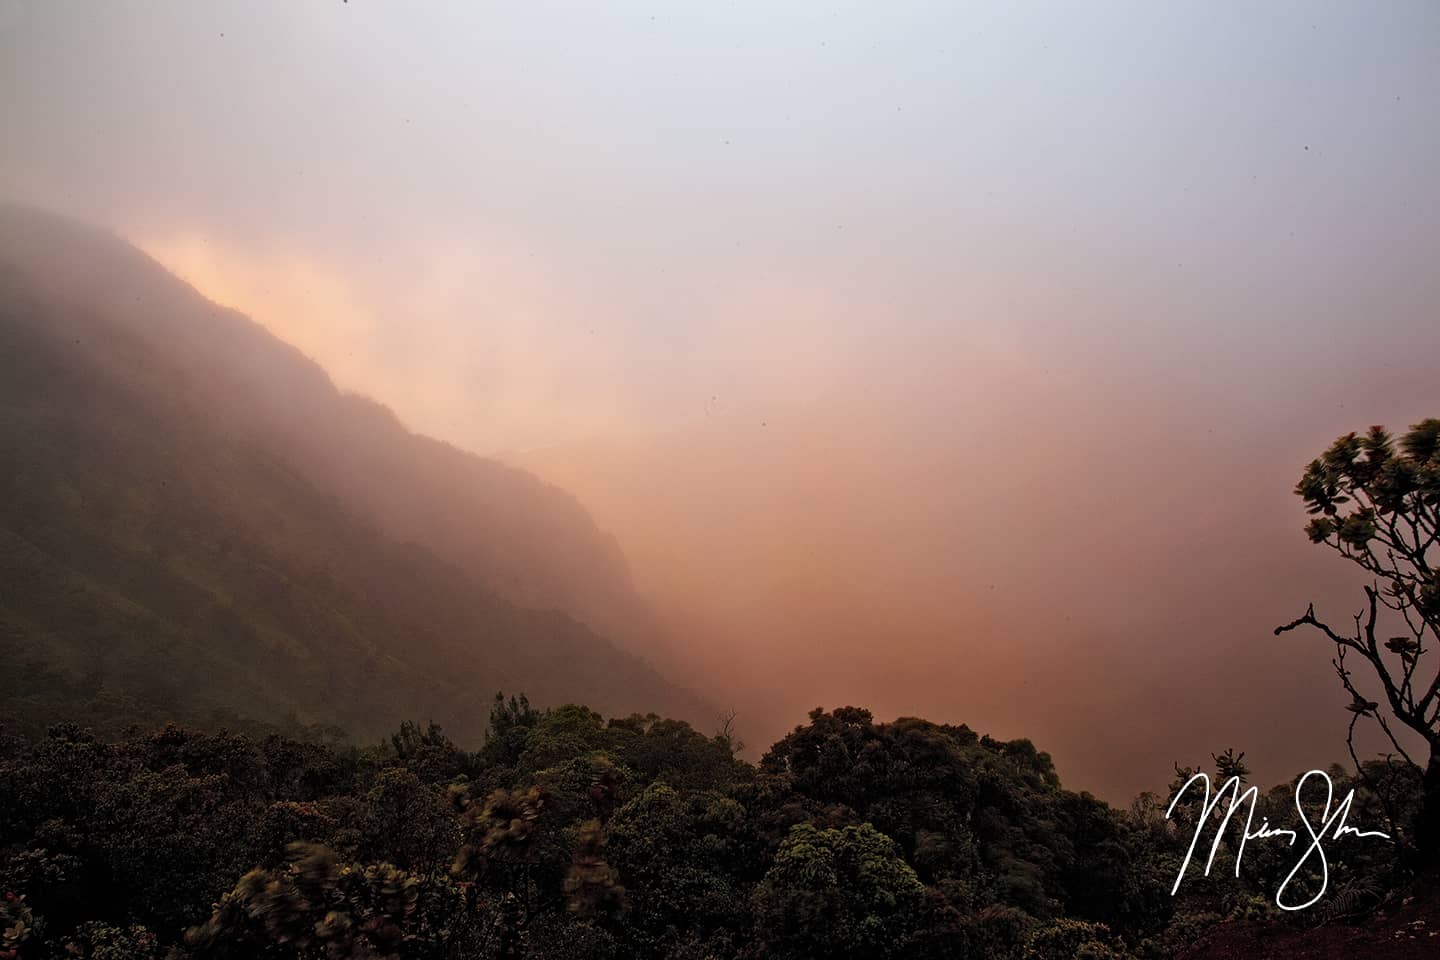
[3,0,1438,799]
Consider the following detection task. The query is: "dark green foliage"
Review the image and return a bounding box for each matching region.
[185,842,480,960]
[1023,918,1124,960]
[0,703,1198,960]
[750,822,926,960]
[561,820,625,916]
[757,707,1141,924]
[606,782,756,956]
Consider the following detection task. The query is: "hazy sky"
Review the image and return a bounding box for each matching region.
[3,1,1439,797]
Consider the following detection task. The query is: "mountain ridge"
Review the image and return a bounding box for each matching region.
[0,204,709,742]
[0,204,666,652]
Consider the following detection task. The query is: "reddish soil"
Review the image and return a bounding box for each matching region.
[1178,895,1440,959]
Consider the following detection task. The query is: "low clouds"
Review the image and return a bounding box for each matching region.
[3,1,1438,797]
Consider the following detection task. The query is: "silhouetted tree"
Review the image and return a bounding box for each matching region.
[1275,419,1440,865]
[1211,748,1249,784]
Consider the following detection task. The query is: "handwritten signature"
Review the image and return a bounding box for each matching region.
[1165,770,1391,911]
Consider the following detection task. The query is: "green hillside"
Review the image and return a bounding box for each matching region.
[0,207,709,741]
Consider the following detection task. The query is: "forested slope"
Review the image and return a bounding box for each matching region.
[0,207,707,740]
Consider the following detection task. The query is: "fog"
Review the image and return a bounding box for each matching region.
[3,0,1438,798]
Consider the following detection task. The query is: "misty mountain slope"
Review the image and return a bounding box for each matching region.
[0,204,668,664]
[0,209,708,740]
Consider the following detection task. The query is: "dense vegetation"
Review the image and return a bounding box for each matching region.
[0,696,1423,960]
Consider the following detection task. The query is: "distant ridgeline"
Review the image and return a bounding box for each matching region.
[0,204,708,741]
